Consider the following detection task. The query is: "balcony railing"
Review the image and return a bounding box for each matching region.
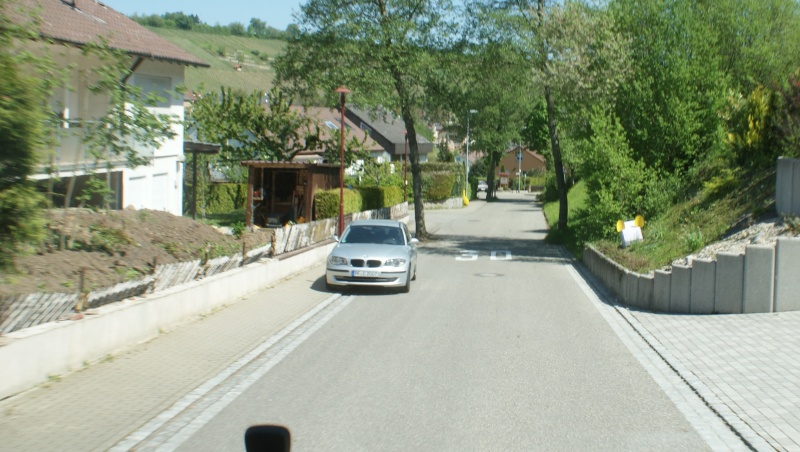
[35,121,155,176]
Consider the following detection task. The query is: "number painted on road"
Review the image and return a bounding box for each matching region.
[490,251,512,261]
[455,250,513,261]
[456,250,479,261]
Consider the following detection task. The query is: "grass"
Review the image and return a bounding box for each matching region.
[547,169,777,274]
[147,28,285,94]
[542,181,588,257]
[196,208,247,228]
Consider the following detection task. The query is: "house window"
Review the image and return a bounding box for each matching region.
[360,122,372,136]
[134,74,172,108]
[324,120,338,130]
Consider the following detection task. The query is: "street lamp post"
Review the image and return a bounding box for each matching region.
[403,130,408,203]
[466,109,477,190]
[334,86,351,236]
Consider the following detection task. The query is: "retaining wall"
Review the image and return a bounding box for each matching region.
[0,203,409,335]
[583,237,800,314]
[0,242,336,400]
[776,157,800,216]
[0,204,411,399]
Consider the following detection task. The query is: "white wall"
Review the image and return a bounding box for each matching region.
[120,60,186,216]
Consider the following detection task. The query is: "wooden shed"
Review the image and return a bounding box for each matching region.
[241,161,341,228]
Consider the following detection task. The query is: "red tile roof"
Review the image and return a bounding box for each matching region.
[8,0,208,67]
[295,106,383,151]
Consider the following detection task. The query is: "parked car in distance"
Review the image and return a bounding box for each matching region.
[325,219,418,293]
[477,180,488,192]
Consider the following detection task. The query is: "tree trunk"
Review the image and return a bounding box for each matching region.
[486,152,499,201]
[544,85,568,230]
[394,71,427,239]
[402,114,427,239]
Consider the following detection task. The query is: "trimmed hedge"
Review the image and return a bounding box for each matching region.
[357,186,403,210]
[314,188,362,219]
[205,183,246,214]
[419,162,461,202]
[422,172,457,202]
[314,186,404,219]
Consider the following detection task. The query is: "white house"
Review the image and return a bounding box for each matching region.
[16,0,208,215]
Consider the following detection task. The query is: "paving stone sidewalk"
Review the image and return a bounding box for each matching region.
[622,309,800,452]
[0,265,333,452]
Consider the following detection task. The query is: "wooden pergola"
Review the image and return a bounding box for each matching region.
[184,140,220,220]
[241,161,341,228]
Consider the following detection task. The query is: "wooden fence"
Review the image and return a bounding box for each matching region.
[0,202,409,335]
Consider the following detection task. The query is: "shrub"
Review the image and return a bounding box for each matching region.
[0,185,45,267]
[422,172,456,201]
[355,186,403,210]
[314,189,362,219]
[205,183,246,214]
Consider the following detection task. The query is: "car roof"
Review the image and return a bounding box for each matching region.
[347,219,403,228]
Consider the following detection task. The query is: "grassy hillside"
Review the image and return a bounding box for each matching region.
[148,28,286,94]
[545,170,778,273]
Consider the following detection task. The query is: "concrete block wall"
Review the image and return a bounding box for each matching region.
[776,157,800,216]
[774,237,800,311]
[744,246,775,313]
[583,239,799,315]
[715,253,744,314]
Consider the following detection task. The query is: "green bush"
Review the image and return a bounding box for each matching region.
[355,186,403,210]
[422,172,457,202]
[205,183,246,214]
[314,189,362,219]
[0,185,45,267]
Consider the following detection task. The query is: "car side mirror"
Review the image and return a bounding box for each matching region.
[410,238,419,245]
[245,425,290,452]
[331,235,339,242]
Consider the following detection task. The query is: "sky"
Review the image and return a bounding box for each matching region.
[100,0,304,31]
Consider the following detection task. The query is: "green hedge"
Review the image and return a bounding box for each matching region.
[314,186,404,219]
[419,163,460,202]
[205,183,246,214]
[356,186,403,210]
[422,172,457,202]
[314,188,362,219]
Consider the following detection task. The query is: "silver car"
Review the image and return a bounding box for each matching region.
[325,219,418,293]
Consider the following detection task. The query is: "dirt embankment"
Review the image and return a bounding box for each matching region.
[0,209,272,297]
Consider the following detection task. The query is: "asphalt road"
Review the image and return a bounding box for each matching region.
[140,193,710,451]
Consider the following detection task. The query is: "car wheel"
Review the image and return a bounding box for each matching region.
[411,264,417,281]
[400,270,411,293]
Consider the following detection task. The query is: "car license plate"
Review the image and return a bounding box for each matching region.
[353,270,380,277]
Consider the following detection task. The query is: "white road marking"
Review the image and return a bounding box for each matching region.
[455,250,479,261]
[489,250,512,261]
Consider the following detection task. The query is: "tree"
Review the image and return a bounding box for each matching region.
[274,0,456,240]
[481,0,629,229]
[190,86,325,165]
[0,22,47,265]
[228,21,246,36]
[248,18,268,37]
[190,86,368,172]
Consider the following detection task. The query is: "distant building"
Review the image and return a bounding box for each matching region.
[497,146,546,177]
[290,107,385,166]
[345,108,434,162]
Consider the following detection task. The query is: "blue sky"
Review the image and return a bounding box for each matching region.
[101,0,303,31]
